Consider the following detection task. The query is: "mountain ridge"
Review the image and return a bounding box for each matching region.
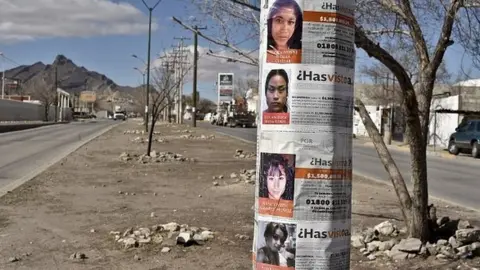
[1,54,137,108]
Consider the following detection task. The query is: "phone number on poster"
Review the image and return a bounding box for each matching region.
[306,173,347,180]
[306,199,349,206]
[317,43,354,53]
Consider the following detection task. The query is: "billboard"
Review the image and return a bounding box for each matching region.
[79,91,97,103]
[217,73,234,102]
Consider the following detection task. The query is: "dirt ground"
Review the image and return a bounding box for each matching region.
[0,119,478,270]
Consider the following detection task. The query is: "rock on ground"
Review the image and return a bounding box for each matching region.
[112,222,215,250]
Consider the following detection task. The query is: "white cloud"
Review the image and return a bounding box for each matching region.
[152,45,259,83]
[0,0,153,43]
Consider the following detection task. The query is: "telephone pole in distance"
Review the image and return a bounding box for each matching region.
[172,37,190,124]
[192,25,207,127]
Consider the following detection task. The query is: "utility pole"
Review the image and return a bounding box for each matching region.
[192,25,207,127]
[158,52,180,122]
[133,67,146,88]
[54,65,58,122]
[133,67,146,117]
[157,53,170,122]
[170,18,206,127]
[172,37,190,124]
[384,73,393,145]
[140,0,162,133]
[0,52,5,100]
[252,0,355,269]
[132,56,147,121]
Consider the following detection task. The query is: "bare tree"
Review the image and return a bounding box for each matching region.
[146,52,192,155]
[173,0,480,241]
[235,77,259,98]
[33,78,56,121]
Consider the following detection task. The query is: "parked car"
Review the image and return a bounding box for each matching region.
[448,119,480,158]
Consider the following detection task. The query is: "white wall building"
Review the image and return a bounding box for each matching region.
[428,95,460,149]
[245,88,259,114]
[353,105,384,137]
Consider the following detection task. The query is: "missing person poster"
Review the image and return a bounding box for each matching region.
[253,0,355,269]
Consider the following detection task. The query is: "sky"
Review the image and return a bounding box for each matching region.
[0,0,259,102]
[0,0,479,102]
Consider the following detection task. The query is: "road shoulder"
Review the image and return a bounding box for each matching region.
[0,121,478,269]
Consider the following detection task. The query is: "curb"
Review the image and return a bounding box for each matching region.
[355,140,457,160]
[215,130,256,145]
[0,122,121,198]
[0,121,70,134]
[353,171,480,214]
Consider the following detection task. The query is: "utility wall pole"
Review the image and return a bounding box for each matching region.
[1,67,4,100]
[173,37,190,124]
[159,52,187,122]
[157,54,170,122]
[253,1,356,269]
[170,18,206,127]
[54,65,58,122]
[0,52,5,100]
[384,73,393,145]
[192,25,207,127]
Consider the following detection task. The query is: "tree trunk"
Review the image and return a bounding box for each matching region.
[147,107,157,156]
[355,98,413,225]
[44,105,49,122]
[168,105,172,123]
[409,82,432,242]
[354,27,431,242]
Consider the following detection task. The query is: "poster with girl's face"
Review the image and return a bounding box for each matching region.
[259,152,295,201]
[261,68,291,125]
[256,221,297,269]
[266,0,303,64]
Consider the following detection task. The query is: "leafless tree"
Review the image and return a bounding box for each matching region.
[173,0,480,241]
[32,78,56,121]
[146,52,192,155]
[353,0,479,241]
[235,77,259,98]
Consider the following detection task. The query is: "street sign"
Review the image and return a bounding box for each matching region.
[217,73,234,102]
[79,91,97,103]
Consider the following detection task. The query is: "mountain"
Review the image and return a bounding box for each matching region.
[1,55,139,110]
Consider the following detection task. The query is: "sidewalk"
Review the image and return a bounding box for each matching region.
[0,120,478,269]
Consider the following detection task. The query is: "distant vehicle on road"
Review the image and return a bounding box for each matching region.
[112,105,127,121]
[113,111,127,121]
[448,119,480,158]
[72,112,96,120]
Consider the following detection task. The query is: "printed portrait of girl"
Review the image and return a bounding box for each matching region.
[266,0,303,63]
[259,153,295,201]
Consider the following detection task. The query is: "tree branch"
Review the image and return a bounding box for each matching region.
[397,0,430,67]
[172,16,259,66]
[364,29,411,36]
[428,0,462,78]
[355,97,413,222]
[231,0,260,12]
[206,52,259,66]
[355,26,414,91]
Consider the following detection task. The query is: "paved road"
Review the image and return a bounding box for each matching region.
[0,120,116,191]
[199,121,479,210]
